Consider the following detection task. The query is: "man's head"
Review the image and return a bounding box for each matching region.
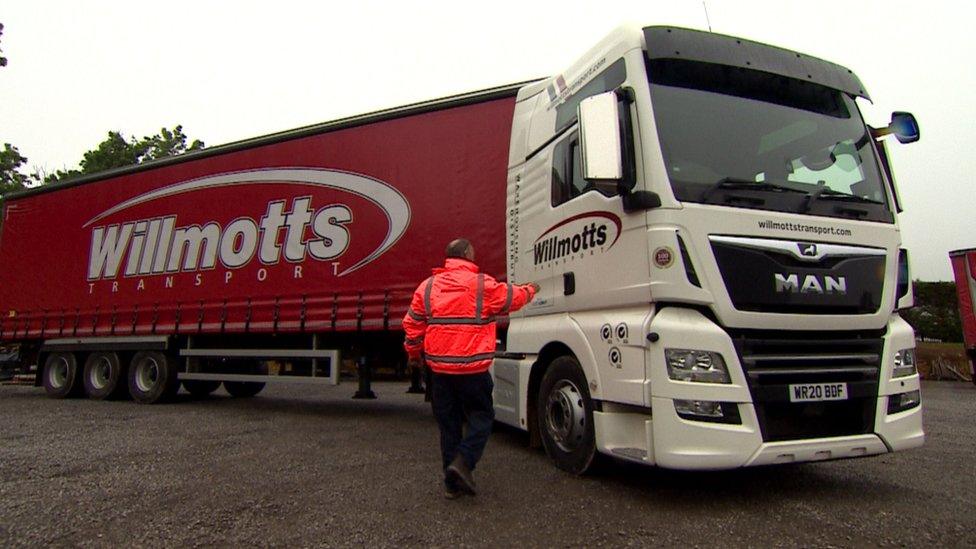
[446,238,475,262]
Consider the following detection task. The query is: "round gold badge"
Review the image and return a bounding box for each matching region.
[653,247,675,268]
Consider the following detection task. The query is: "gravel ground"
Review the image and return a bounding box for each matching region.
[0,379,973,547]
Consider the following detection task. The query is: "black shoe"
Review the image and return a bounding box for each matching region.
[446,455,477,496]
[444,482,463,500]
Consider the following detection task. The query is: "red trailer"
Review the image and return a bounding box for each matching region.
[0,85,521,401]
[949,248,976,384]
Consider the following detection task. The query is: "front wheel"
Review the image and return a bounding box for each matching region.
[537,356,598,475]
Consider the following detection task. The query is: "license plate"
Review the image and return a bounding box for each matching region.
[788,382,848,402]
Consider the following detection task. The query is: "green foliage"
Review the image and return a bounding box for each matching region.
[902,281,964,342]
[45,126,205,184]
[0,22,8,67]
[0,143,36,197]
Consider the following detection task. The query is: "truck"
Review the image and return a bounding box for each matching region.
[0,25,924,472]
[949,248,976,383]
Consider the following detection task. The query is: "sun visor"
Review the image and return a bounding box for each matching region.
[644,26,870,100]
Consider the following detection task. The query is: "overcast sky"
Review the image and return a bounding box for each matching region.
[1,0,973,281]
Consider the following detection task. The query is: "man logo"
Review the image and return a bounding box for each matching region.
[799,243,818,257]
[775,273,847,295]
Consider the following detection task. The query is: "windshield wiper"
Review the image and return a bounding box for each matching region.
[799,186,883,218]
[812,189,882,204]
[700,177,807,202]
[802,186,883,212]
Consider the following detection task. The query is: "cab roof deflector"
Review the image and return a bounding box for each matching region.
[644,26,870,101]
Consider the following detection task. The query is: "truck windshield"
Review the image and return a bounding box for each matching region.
[647,59,892,222]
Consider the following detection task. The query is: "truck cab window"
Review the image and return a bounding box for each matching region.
[569,141,587,197]
[547,58,630,208]
[554,59,627,132]
[551,132,618,207]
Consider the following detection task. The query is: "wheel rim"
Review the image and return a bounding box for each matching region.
[90,356,112,390]
[48,357,69,389]
[135,357,160,392]
[545,379,587,453]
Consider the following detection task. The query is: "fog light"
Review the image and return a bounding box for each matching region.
[892,349,917,378]
[674,399,742,424]
[675,399,721,417]
[665,349,731,383]
[887,390,921,414]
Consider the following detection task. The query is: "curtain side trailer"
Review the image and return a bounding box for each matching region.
[0,88,520,401]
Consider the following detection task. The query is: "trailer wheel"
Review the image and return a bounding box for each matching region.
[182,379,221,397]
[537,356,597,475]
[224,381,265,398]
[43,352,83,399]
[83,352,127,400]
[128,351,179,404]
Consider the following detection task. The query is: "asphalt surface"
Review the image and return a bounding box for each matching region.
[0,379,973,547]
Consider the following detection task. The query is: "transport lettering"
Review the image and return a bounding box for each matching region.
[87,262,321,294]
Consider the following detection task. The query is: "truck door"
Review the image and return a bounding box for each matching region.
[546,128,651,405]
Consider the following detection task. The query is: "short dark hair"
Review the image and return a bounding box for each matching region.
[446,238,472,259]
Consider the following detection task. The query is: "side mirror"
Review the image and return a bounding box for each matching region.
[890,112,920,144]
[578,92,623,180]
[872,111,920,144]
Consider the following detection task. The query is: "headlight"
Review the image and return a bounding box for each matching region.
[892,348,917,378]
[665,349,731,383]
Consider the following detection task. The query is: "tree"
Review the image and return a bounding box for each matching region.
[45,125,205,184]
[1,22,8,67]
[0,143,35,197]
[902,281,964,342]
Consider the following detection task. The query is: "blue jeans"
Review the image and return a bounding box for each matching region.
[430,371,495,472]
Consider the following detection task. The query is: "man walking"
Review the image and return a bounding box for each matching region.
[403,238,537,499]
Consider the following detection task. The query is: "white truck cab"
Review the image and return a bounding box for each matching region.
[494,25,924,472]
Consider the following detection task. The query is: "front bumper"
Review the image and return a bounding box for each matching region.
[593,308,924,470]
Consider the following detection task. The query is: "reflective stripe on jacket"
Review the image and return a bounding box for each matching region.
[403,258,536,374]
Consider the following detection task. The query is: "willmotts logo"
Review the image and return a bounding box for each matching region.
[533,212,621,266]
[85,168,410,281]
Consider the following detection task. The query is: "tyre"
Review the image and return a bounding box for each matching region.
[224,381,265,398]
[537,355,598,475]
[182,379,221,397]
[128,351,180,404]
[42,352,83,399]
[83,352,127,400]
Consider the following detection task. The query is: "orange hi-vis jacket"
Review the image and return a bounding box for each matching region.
[403,258,536,374]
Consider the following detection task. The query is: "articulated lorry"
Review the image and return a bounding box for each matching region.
[0,25,924,472]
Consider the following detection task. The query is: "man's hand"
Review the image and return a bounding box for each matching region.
[527,282,540,296]
[407,358,421,370]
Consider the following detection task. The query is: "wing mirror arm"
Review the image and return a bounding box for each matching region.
[622,190,662,212]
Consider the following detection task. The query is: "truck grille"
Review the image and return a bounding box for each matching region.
[729,329,882,442]
[710,236,886,315]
